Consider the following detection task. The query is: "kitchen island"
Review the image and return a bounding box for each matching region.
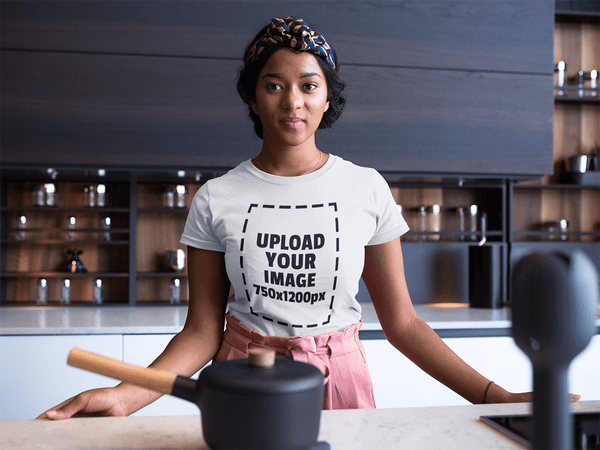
[2,401,599,449]
[2,305,599,419]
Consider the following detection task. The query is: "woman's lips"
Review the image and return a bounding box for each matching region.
[282,118,303,129]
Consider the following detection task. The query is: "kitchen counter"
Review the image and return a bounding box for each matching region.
[0,303,513,337]
[2,303,599,338]
[2,401,599,449]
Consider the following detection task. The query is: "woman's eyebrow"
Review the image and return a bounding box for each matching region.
[261,72,321,79]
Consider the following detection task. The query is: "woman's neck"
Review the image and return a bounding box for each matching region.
[253,145,325,177]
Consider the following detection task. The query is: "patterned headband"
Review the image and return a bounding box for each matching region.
[246,17,336,69]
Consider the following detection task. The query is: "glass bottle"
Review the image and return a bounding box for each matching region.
[559,219,569,241]
[44,183,56,206]
[60,278,71,305]
[93,278,103,304]
[84,185,96,207]
[16,215,27,241]
[469,205,478,241]
[66,216,77,241]
[170,278,181,304]
[176,185,187,208]
[32,184,45,207]
[418,205,427,242]
[101,216,111,241]
[97,184,107,207]
[37,278,48,304]
[428,204,442,241]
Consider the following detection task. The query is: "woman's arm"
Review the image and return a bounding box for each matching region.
[361,238,527,404]
[38,246,230,419]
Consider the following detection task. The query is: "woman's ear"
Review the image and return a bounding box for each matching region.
[251,101,259,115]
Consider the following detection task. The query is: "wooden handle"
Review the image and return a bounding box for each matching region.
[67,348,177,395]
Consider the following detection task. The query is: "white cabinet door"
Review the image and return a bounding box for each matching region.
[363,335,599,409]
[0,335,122,420]
[123,334,201,416]
[363,337,533,409]
[569,334,599,401]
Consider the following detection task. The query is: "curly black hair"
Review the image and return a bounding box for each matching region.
[236,24,346,139]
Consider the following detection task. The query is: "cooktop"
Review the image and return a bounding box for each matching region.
[480,412,599,449]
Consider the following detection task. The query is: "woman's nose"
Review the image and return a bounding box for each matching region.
[282,87,303,110]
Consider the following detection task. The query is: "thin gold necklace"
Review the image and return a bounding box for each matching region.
[255,152,322,176]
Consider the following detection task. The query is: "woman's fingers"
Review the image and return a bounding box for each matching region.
[36,388,126,420]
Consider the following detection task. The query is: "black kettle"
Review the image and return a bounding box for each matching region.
[68,347,325,449]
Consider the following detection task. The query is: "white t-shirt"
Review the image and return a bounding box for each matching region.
[180,155,409,336]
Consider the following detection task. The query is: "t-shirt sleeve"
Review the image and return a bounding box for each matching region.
[180,184,226,252]
[367,170,410,246]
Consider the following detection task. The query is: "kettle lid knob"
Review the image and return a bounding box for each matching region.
[248,348,276,368]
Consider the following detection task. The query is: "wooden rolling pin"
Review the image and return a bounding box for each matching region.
[67,348,178,395]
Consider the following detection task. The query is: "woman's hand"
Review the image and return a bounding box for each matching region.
[36,387,128,420]
[496,391,580,404]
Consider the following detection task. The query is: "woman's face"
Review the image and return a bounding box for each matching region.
[252,49,330,150]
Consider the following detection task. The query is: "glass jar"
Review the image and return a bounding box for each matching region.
[417,205,427,242]
[16,215,27,241]
[469,205,478,241]
[163,186,176,208]
[427,204,442,241]
[170,278,182,304]
[547,221,559,241]
[60,278,71,305]
[37,278,48,304]
[97,184,107,207]
[32,184,45,207]
[176,185,187,208]
[84,185,96,207]
[101,216,111,241]
[93,278,103,304]
[44,183,56,206]
[66,216,77,241]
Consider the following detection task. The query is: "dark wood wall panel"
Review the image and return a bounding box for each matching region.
[1,0,553,73]
[1,0,555,176]
[1,50,552,173]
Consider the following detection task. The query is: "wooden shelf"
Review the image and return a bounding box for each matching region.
[1,272,129,278]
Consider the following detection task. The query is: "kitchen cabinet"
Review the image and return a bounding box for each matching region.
[123,334,202,417]
[1,168,509,305]
[363,334,600,409]
[1,175,131,304]
[0,169,209,305]
[506,4,600,284]
[0,334,122,420]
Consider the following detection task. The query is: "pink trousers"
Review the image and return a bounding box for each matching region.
[214,313,376,410]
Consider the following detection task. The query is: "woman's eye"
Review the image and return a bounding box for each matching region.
[266,83,282,91]
[304,83,318,91]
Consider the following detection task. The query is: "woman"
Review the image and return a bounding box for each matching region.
[39,17,537,419]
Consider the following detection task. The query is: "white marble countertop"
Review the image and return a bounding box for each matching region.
[2,303,598,337]
[0,303,518,336]
[2,401,599,449]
